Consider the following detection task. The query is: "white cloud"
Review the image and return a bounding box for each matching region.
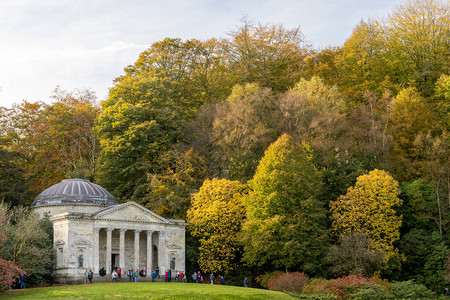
[0,0,398,108]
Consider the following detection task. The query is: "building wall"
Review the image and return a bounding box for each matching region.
[32,204,104,219]
[48,205,186,283]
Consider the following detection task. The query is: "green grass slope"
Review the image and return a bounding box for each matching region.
[2,282,295,299]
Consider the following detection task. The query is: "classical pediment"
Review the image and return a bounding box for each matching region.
[94,201,169,224]
[55,239,65,246]
[74,237,91,246]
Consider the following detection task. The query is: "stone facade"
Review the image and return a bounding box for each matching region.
[31,179,186,283]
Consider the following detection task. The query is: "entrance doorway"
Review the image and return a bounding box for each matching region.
[152,245,158,268]
[111,254,120,269]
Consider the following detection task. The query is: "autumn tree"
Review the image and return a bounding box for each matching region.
[210,83,280,181]
[330,169,403,260]
[389,87,434,181]
[227,19,311,92]
[385,0,450,97]
[241,134,328,274]
[336,20,396,101]
[1,88,100,198]
[136,149,207,219]
[276,77,348,164]
[187,178,247,274]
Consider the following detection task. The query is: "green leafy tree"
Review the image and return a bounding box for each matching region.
[187,178,247,274]
[97,38,227,201]
[421,231,448,293]
[0,138,29,206]
[330,169,403,261]
[241,134,328,274]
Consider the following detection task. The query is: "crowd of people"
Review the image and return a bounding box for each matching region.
[81,265,251,287]
[90,265,186,283]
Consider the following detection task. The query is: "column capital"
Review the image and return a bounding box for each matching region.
[146,230,153,235]
[134,229,142,234]
[120,228,127,234]
[106,228,114,233]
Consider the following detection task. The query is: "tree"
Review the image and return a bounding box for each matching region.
[401,180,443,233]
[97,38,226,201]
[421,231,448,293]
[336,20,397,101]
[330,169,403,260]
[385,0,450,97]
[389,87,434,181]
[0,138,29,206]
[187,178,247,274]
[276,76,348,166]
[413,132,450,236]
[136,149,207,219]
[0,202,52,284]
[241,134,328,274]
[211,83,279,181]
[1,88,100,199]
[0,201,22,291]
[326,232,385,277]
[227,19,310,92]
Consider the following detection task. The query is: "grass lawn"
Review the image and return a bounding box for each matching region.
[1,282,295,299]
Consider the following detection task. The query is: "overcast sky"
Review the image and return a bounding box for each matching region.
[0,0,399,108]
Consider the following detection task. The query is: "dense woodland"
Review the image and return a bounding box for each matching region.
[0,0,449,295]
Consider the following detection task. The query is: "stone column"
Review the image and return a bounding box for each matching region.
[119,229,126,270]
[134,230,141,269]
[146,230,153,272]
[93,227,100,273]
[106,228,113,274]
[158,231,165,272]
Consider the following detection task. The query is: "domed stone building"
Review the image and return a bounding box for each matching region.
[31,179,186,283]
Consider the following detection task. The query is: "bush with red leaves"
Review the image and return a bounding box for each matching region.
[267,272,310,292]
[328,274,376,299]
[0,258,22,291]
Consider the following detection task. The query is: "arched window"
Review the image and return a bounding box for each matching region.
[78,254,84,268]
[57,248,63,268]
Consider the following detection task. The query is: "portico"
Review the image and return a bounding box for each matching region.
[94,227,157,274]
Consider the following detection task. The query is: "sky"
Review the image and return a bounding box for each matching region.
[0,0,399,108]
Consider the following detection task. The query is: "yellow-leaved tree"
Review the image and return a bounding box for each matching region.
[330,169,403,260]
[187,178,247,274]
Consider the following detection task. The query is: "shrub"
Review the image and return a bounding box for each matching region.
[256,271,284,289]
[0,258,23,291]
[298,293,338,300]
[303,278,333,295]
[390,280,436,299]
[267,272,310,292]
[348,285,394,300]
[329,275,377,299]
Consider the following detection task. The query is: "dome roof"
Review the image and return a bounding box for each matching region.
[31,179,118,207]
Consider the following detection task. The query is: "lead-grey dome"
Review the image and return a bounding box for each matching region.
[31,179,118,207]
